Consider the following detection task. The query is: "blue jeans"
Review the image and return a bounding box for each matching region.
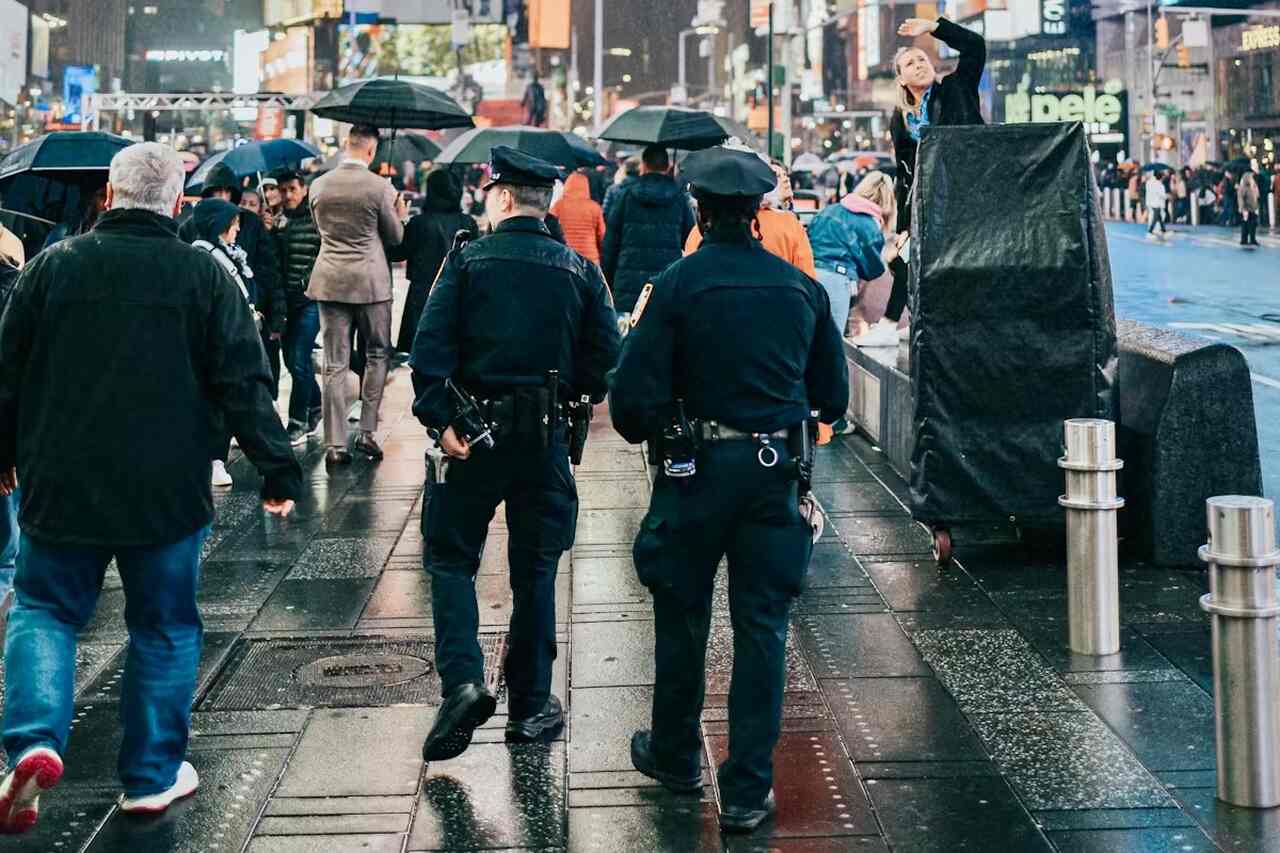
[816,267,854,335]
[0,490,17,595]
[284,299,322,426]
[2,526,208,796]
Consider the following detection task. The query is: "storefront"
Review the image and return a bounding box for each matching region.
[1215,21,1280,169]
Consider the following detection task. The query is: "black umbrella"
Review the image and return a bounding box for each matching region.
[713,116,760,149]
[310,78,474,131]
[598,106,728,150]
[1223,158,1254,173]
[0,131,134,182]
[563,131,610,168]
[436,126,583,171]
[373,132,442,171]
[1140,162,1170,173]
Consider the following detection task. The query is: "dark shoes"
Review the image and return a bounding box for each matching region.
[422,683,497,762]
[325,448,352,466]
[719,788,777,834]
[353,431,384,461]
[629,730,702,794]
[505,695,564,742]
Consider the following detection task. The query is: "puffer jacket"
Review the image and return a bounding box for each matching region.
[601,172,696,313]
[275,199,321,303]
[807,194,887,282]
[551,172,606,263]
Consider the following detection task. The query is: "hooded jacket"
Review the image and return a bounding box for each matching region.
[187,198,255,306]
[600,172,696,313]
[551,172,606,263]
[807,194,887,282]
[683,208,816,278]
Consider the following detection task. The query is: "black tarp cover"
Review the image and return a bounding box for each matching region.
[908,122,1117,527]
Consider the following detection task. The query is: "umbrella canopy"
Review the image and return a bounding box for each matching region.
[712,116,759,149]
[373,133,442,171]
[598,106,728,150]
[186,138,320,192]
[790,153,826,173]
[310,78,474,131]
[1141,162,1171,173]
[0,131,133,182]
[563,131,610,168]
[436,126,585,171]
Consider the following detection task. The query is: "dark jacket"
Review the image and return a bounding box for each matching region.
[602,175,636,221]
[180,202,284,334]
[410,216,621,432]
[890,17,986,230]
[608,231,849,442]
[387,170,478,352]
[0,208,302,547]
[276,198,321,303]
[601,173,696,314]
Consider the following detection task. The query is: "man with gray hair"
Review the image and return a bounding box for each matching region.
[0,141,302,833]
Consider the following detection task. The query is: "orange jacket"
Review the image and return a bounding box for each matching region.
[551,172,606,263]
[684,207,817,278]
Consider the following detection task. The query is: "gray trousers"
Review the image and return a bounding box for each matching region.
[318,300,392,449]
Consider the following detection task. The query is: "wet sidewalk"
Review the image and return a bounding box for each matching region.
[0,360,1273,852]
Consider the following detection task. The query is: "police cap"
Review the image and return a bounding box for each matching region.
[484,145,562,190]
[681,146,776,198]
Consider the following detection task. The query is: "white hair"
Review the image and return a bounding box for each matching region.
[108,142,185,216]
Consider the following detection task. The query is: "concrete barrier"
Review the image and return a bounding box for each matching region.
[842,319,1262,566]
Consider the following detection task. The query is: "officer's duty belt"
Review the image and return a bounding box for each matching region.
[696,421,790,442]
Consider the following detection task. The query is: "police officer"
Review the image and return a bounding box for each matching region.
[412,146,621,761]
[608,146,849,833]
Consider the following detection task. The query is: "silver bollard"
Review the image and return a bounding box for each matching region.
[1199,495,1280,809]
[1058,419,1124,656]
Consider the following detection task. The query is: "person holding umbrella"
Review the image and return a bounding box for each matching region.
[307,125,407,465]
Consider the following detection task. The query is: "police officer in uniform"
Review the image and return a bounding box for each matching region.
[412,147,621,761]
[608,147,849,832]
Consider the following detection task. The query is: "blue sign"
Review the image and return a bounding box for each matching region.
[63,64,98,126]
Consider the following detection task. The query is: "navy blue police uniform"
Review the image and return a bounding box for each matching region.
[412,147,621,760]
[608,147,849,830]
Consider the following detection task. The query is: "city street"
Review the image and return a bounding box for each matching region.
[1107,221,1280,504]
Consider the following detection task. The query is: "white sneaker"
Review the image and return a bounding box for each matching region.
[347,401,362,423]
[211,460,233,488]
[118,761,199,815]
[850,321,899,348]
[0,746,63,834]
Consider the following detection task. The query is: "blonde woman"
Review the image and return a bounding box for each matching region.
[809,170,899,337]
[878,17,986,343]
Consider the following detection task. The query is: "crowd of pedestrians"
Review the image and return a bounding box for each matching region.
[1101,160,1274,247]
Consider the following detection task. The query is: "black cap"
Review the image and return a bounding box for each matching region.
[484,145,561,190]
[681,146,776,198]
[201,162,241,200]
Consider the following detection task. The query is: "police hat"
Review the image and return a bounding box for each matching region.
[681,146,776,198]
[483,145,562,190]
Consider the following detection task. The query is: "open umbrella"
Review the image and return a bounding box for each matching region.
[186,138,320,193]
[790,153,826,173]
[1140,162,1171,173]
[563,131,610,168]
[373,133,442,172]
[712,116,759,149]
[310,78,474,131]
[436,126,584,171]
[598,106,727,150]
[0,131,133,183]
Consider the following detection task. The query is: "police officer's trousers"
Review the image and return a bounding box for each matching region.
[633,440,813,808]
[423,440,578,719]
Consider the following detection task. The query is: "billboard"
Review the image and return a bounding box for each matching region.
[264,0,342,27]
[0,0,28,106]
[338,23,505,82]
[63,65,98,127]
[342,0,503,25]
[234,30,270,94]
[529,0,570,50]
[261,28,312,94]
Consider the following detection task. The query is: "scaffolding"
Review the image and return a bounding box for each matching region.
[80,92,319,132]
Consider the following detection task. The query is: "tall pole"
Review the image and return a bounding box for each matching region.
[1147,0,1155,162]
[767,3,775,159]
[781,3,792,166]
[593,0,604,133]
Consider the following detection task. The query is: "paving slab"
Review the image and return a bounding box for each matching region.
[571,556,649,605]
[830,515,935,559]
[911,628,1087,713]
[568,686,652,773]
[1046,827,1220,852]
[812,480,905,515]
[249,578,377,631]
[275,708,430,798]
[1170,786,1280,852]
[567,803,722,852]
[246,835,406,853]
[794,612,931,679]
[866,775,1053,852]
[1072,681,1216,773]
[822,678,987,762]
[1142,629,1214,694]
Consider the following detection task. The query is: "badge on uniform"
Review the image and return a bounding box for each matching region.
[630,282,654,328]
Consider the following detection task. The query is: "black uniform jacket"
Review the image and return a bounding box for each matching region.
[608,232,849,444]
[409,216,621,432]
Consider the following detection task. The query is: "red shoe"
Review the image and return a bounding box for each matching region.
[0,746,64,834]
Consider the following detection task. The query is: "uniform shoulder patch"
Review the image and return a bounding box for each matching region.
[630,282,654,328]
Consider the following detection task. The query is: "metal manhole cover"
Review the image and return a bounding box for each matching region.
[200,635,507,710]
[295,653,432,688]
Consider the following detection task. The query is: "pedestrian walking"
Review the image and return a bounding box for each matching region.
[601,145,697,329]
[0,226,23,617]
[186,198,259,488]
[388,166,478,355]
[413,147,620,761]
[522,73,548,128]
[0,143,300,834]
[603,156,640,220]
[887,16,986,347]
[274,170,324,446]
[1145,173,1169,239]
[1239,172,1262,247]
[307,125,407,465]
[551,171,606,264]
[608,146,848,834]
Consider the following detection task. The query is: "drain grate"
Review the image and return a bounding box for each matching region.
[200,635,507,710]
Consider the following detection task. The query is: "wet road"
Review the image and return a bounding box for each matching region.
[1107,221,1280,504]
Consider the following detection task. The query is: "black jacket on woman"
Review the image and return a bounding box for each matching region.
[889,17,986,230]
[388,170,477,352]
